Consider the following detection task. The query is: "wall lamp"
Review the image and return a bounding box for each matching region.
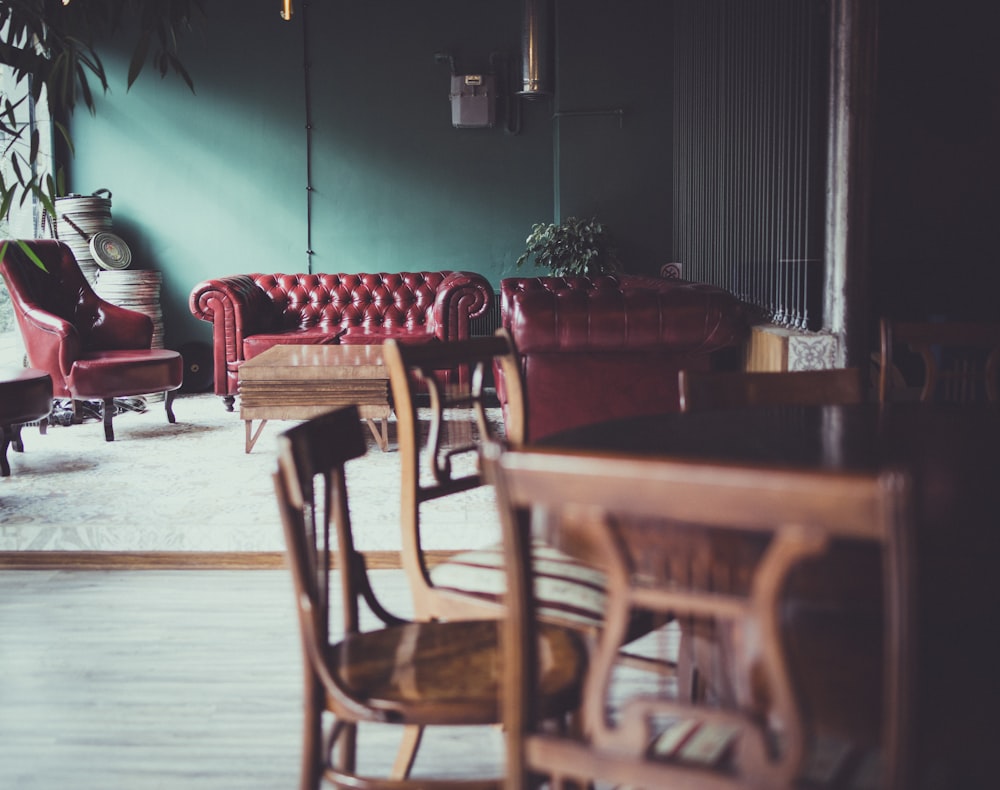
[281,0,293,21]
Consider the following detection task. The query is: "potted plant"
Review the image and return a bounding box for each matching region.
[516,216,621,277]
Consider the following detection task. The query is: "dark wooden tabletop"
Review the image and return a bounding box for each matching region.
[538,402,1000,788]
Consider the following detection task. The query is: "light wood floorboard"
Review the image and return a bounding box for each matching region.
[0,569,505,789]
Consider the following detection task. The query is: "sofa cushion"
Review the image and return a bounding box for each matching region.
[243,329,343,360]
[67,349,184,400]
[339,327,438,346]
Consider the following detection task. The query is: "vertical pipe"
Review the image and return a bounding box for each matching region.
[519,0,553,97]
[825,0,880,366]
[301,0,315,272]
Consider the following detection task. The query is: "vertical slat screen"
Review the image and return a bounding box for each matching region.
[470,293,503,337]
[673,0,828,331]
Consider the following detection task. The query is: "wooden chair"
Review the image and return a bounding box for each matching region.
[679,367,865,412]
[486,444,912,790]
[273,404,585,789]
[384,330,646,642]
[878,318,1000,403]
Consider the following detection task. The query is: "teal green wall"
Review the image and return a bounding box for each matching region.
[68,1,674,349]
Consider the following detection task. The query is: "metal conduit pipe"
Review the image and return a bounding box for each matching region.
[519,0,552,98]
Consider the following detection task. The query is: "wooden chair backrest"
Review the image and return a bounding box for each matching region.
[679,367,865,412]
[273,405,401,665]
[486,445,912,790]
[879,318,1000,403]
[383,329,525,618]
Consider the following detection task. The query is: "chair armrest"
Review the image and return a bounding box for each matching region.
[86,300,154,351]
[19,307,81,380]
[431,271,493,341]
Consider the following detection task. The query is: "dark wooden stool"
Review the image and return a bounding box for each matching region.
[0,367,53,476]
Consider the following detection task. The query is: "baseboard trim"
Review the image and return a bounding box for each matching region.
[0,550,458,571]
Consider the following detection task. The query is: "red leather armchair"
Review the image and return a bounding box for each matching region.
[496,274,750,442]
[1,240,184,441]
[189,271,493,410]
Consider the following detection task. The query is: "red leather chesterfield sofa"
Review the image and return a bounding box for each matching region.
[190,271,493,410]
[496,275,750,442]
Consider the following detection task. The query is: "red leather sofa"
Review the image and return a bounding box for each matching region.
[496,275,750,442]
[190,271,493,409]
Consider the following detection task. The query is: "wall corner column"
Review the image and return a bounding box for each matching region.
[825,0,880,367]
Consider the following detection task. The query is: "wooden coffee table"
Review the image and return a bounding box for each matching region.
[238,344,391,453]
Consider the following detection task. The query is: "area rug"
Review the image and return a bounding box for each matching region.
[0,393,501,554]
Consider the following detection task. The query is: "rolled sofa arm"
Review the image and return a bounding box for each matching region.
[431,271,494,342]
[189,274,275,398]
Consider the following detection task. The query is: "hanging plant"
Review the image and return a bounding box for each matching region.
[516,216,621,277]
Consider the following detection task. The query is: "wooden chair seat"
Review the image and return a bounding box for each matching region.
[644,720,884,789]
[428,541,608,632]
[327,619,583,726]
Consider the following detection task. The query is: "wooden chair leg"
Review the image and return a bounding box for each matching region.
[390,724,424,779]
[676,622,698,702]
[103,397,115,441]
[1,426,11,477]
[165,390,176,424]
[300,679,324,790]
[331,721,357,777]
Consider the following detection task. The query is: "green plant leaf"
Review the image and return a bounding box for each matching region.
[0,239,48,273]
[516,216,620,276]
[0,190,13,222]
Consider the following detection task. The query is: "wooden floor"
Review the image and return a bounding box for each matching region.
[0,569,505,789]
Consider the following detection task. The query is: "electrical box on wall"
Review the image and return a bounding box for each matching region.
[450,74,496,128]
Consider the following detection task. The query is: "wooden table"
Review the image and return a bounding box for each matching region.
[539,403,1000,788]
[238,344,392,453]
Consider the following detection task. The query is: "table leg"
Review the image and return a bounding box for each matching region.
[366,418,389,451]
[245,419,268,453]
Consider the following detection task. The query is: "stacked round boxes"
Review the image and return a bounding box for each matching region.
[52,193,113,283]
[93,270,165,351]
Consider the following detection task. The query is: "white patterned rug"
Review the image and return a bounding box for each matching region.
[0,393,502,554]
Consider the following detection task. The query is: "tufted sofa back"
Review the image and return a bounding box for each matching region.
[501,274,749,353]
[251,272,447,336]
